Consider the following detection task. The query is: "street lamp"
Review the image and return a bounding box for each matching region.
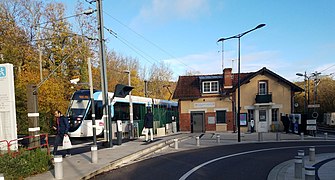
[217,24,266,142]
[123,70,134,139]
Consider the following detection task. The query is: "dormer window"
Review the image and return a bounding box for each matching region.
[202,81,219,93]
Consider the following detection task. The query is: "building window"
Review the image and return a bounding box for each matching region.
[272,108,279,122]
[202,81,219,93]
[258,81,268,95]
[216,110,226,124]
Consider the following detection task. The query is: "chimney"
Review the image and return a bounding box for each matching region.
[223,68,233,89]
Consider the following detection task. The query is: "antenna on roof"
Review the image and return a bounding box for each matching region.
[221,41,224,73]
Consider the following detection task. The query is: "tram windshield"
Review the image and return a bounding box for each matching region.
[67,99,89,118]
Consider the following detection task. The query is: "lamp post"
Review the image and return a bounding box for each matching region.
[217,24,266,142]
[88,58,97,146]
[123,70,134,139]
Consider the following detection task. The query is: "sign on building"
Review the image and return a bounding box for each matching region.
[0,63,17,151]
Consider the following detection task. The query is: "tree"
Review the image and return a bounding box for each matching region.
[147,62,174,99]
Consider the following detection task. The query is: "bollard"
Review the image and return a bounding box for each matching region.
[174,138,178,150]
[300,132,304,140]
[258,132,263,142]
[91,145,98,163]
[216,135,220,144]
[276,132,281,141]
[54,155,63,179]
[0,173,4,180]
[309,146,315,162]
[305,166,315,180]
[298,150,305,167]
[294,155,303,179]
[196,136,200,146]
[324,132,328,140]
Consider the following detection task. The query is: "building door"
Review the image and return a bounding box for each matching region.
[191,112,204,133]
[258,109,268,132]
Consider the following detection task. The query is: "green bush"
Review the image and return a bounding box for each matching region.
[0,148,52,179]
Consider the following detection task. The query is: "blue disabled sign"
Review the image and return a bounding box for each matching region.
[0,66,6,78]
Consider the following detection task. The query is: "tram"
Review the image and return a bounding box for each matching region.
[66,89,178,137]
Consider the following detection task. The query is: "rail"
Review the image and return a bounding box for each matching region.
[0,134,49,157]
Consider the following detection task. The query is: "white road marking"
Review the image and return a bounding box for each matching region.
[179,145,335,180]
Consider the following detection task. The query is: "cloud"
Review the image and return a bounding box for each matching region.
[131,0,209,26]
[163,49,333,82]
[163,51,226,79]
[164,50,287,80]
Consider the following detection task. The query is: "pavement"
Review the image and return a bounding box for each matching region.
[24,132,335,180]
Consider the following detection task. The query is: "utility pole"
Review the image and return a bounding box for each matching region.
[37,27,43,82]
[96,0,111,147]
[312,71,321,107]
[27,85,40,148]
[144,80,148,97]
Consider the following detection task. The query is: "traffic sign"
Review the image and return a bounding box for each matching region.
[307,119,316,125]
[308,104,320,108]
[306,125,316,130]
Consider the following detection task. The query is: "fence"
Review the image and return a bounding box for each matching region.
[0,133,49,157]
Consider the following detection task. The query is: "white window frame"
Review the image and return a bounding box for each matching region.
[259,81,267,95]
[202,81,219,93]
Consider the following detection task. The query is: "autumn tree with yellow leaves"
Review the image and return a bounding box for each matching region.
[0,0,176,134]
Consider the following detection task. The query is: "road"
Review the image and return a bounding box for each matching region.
[92,141,335,180]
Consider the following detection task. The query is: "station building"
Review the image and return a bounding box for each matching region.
[173,67,303,133]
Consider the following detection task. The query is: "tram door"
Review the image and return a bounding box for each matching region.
[191,112,204,133]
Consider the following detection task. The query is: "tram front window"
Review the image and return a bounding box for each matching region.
[67,100,89,129]
[69,108,86,117]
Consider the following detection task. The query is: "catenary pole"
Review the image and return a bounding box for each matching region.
[96,0,111,147]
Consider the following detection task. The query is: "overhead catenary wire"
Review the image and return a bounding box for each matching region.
[83,0,198,74]
[102,11,198,73]
[104,26,156,65]
[34,45,82,91]
[320,64,335,74]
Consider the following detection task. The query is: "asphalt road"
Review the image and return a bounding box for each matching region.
[92,141,335,180]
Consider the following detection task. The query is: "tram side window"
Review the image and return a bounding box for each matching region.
[85,101,103,120]
[95,101,103,119]
[113,102,129,120]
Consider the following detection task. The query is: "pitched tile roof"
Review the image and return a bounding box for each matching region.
[173,67,303,100]
[172,76,201,99]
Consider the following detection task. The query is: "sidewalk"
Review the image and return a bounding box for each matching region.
[25,132,334,180]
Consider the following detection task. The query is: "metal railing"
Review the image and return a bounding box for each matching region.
[0,133,49,157]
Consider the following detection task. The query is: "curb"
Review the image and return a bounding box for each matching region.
[81,135,191,179]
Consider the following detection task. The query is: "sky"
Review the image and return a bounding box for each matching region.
[58,0,335,81]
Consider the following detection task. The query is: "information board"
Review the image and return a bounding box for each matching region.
[0,64,17,151]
